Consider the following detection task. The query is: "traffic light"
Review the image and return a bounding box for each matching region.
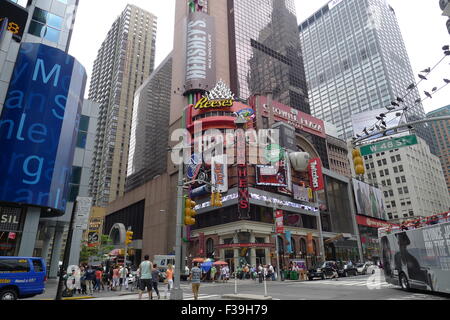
[185,197,197,226]
[125,231,134,245]
[211,192,223,208]
[352,149,365,176]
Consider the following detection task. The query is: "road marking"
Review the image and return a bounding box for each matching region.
[184,294,220,300]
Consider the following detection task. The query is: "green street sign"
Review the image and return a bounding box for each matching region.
[264,144,284,162]
[360,135,418,156]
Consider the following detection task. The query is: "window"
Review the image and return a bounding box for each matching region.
[391,201,397,208]
[398,188,403,195]
[393,167,398,173]
[32,259,44,272]
[28,8,63,43]
[0,259,30,273]
[396,155,401,161]
[389,190,394,197]
[391,156,396,163]
[396,177,401,184]
[399,165,404,172]
[382,159,387,165]
[403,187,409,194]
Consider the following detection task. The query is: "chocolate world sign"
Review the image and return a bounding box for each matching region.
[185,11,216,92]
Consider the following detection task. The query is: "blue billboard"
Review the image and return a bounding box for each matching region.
[0,43,86,213]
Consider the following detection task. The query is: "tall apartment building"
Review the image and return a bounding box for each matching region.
[427,105,450,193]
[299,0,428,141]
[88,5,157,207]
[363,136,450,224]
[126,53,172,192]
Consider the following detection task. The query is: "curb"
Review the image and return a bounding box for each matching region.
[222,294,273,301]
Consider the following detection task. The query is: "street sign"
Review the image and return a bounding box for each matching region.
[360,135,418,156]
[186,153,202,180]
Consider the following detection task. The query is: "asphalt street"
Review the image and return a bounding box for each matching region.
[84,274,450,301]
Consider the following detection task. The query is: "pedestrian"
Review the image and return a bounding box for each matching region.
[258,264,263,283]
[150,264,161,300]
[85,265,95,294]
[120,265,129,290]
[138,255,153,300]
[80,266,87,294]
[189,262,202,300]
[269,264,275,281]
[164,264,174,299]
[210,266,217,283]
[331,262,339,281]
[94,267,103,292]
[112,265,120,290]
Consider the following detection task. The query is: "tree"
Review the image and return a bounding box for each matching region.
[79,235,115,265]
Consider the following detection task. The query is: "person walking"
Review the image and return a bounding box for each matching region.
[258,264,263,283]
[94,267,103,292]
[189,262,202,300]
[331,262,339,281]
[85,265,95,294]
[164,264,174,299]
[80,266,87,294]
[138,255,153,300]
[210,266,217,283]
[120,265,129,290]
[112,265,120,290]
[150,264,161,300]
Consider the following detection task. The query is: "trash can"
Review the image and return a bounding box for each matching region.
[283,270,289,280]
[290,271,299,281]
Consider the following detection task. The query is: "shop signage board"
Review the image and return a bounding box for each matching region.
[186,153,202,180]
[0,206,22,232]
[275,210,284,234]
[199,232,205,255]
[308,158,324,192]
[211,154,228,193]
[238,165,250,219]
[360,135,418,156]
[293,184,309,202]
[260,97,326,138]
[356,215,397,229]
[193,80,234,110]
[256,163,288,187]
[185,11,216,92]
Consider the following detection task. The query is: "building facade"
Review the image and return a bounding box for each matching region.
[228,0,310,114]
[0,0,91,277]
[126,53,173,192]
[363,136,450,224]
[89,5,157,207]
[299,0,427,141]
[427,105,450,194]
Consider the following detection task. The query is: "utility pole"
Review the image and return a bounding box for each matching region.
[55,200,77,300]
[170,155,185,300]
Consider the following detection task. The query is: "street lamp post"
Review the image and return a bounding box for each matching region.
[170,159,185,300]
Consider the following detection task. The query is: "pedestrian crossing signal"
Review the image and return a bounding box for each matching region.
[185,197,197,226]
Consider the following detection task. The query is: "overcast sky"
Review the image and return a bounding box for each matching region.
[69,0,450,113]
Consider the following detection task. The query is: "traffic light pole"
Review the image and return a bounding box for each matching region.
[170,160,185,300]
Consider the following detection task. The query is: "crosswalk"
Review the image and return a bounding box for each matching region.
[292,279,395,288]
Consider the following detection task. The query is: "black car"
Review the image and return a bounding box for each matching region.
[307,261,338,281]
[337,261,358,277]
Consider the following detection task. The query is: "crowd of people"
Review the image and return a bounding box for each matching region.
[382,211,450,235]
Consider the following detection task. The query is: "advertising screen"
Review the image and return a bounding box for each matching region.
[0,0,29,41]
[352,179,387,221]
[0,43,87,214]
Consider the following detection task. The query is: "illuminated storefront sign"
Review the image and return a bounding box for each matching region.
[260,98,326,138]
[275,210,284,234]
[193,80,235,110]
[0,43,87,213]
[0,0,28,42]
[0,206,22,232]
[309,158,324,192]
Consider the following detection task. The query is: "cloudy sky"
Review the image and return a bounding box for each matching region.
[69,0,449,113]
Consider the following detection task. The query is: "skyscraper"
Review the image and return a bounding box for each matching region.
[228,0,310,114]
[299,0,426,140]
[89,5,157,207]
[427,105,450,194]
[126,53,172,192]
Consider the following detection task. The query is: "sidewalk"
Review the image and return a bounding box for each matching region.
[27,279,138,300]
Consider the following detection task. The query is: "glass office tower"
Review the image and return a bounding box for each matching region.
[228,0,310,114]
[299,0,427,140]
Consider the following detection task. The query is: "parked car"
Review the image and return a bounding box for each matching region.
[338,261,358,277]
[308,261,338,281]
[0,257,47,300]
[356,262,378,275]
